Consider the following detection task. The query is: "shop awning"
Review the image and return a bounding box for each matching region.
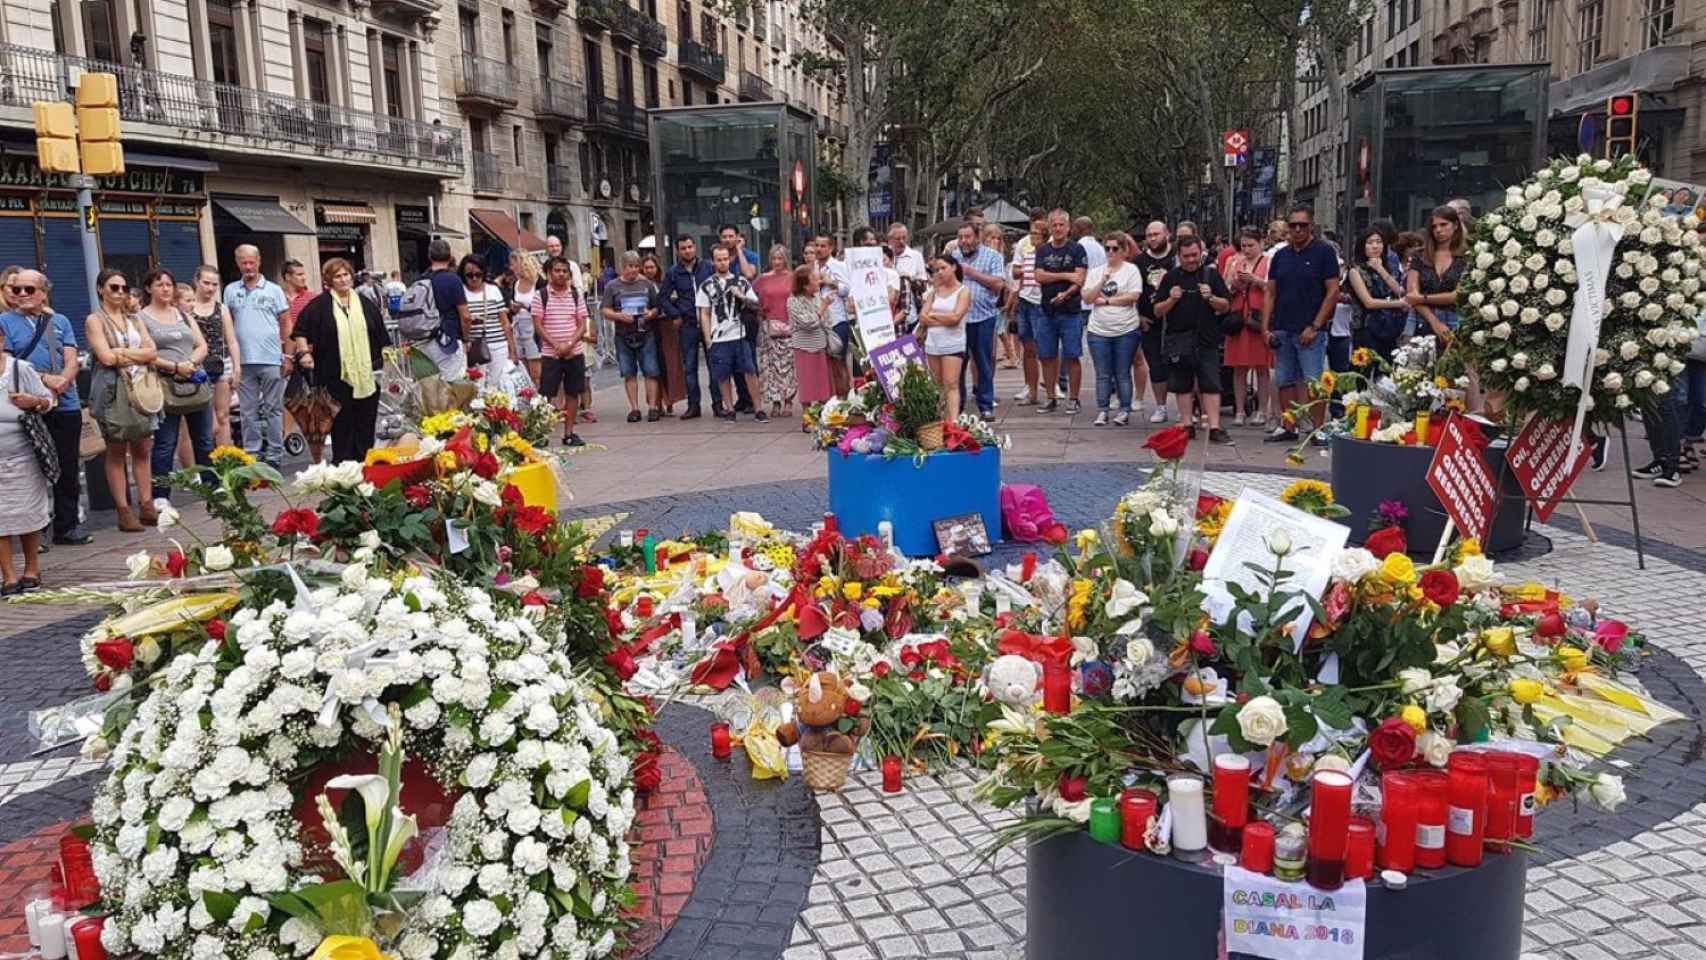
[396,221,468,239]
[212,195,317,235]
[125,151,220,173]
[469,207,547,252]
[319,203,378,224]
[1550,44,1690,116]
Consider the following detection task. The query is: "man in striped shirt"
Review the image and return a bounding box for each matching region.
[536,255,592,447]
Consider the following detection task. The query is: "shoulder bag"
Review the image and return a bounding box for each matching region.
[12,357,61,486]
[104,314,164,415]
[161,310,213,415]
[465,291,493,367]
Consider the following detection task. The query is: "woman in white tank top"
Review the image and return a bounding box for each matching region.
[916,254,970,422]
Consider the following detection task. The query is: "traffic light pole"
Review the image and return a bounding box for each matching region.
[72,175,101,310]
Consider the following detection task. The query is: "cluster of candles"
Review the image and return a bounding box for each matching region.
[616,528,660,572]
[708,721,907,792]
[21,831,107,959]
[1085,748,1540,890]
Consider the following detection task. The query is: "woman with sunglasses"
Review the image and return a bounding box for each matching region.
[190,265,240,448]
[918,255,970,422]
[1082,232,1144,426]
[460,254,520,396]
[140,268,213,506]
[84,269,158,532]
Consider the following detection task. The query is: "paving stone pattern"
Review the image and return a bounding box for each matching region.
[622,747,715,958]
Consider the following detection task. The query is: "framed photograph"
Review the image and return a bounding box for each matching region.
[933,512,992,557]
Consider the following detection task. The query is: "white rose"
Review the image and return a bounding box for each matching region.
[1493,226,1511,242]
[1519,214,1538,232]
[1533,272,1550,288]
[1397,668,1434,696]
[1330,547,1379,582]
[154,499,180,529]
[1535,229,1556,247]
[1454,554,1503,591]
[1510,277,1530,296]
[126,550,153,579]
[1103,579,1149,620]
[1560,166,1580,182]
[1535,363,1556,381]
[1653,379,1670,395]
[1545,288,1567,306]
[1492,322,1513,339]
[1602,372,1624,392]
[1490,358,1509,373]
[1235,696,1288,747]
[1544,312,1566,331]
[1630,168,1652,185]
[1499,300,1520,317]
[1417,730,1454,767]
[1588,772,1626,811]
[1615,263,1635,280]
[1511,352,1529,370]
[1514,376,1531,392]
[1125,637,1156,667]
[1635,369,1655,388]
[203,545,234,571]
[1424,676,1463,714]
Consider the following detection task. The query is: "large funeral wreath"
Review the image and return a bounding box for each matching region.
[1454,154,1705,424]
[90,567,635,960]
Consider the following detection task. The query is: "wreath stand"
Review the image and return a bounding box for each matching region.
[1521,419,1647,569]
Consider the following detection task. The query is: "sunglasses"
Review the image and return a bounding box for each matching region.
[463,271,484,279]
[1103,244,1120,251]
[1288,221,1311,229]
[9,285,37,296]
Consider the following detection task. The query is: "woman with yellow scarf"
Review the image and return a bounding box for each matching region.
[290,257,389,463]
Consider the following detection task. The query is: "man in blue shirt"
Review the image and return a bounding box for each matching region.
[224,244,292,468]
[951,223,1007,419]
[421,238,470,381]
[1260,204,1341,442]
[661,235,714,418]
[2,270,90,544]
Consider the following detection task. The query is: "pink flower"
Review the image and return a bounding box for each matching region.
[1594,619,1628,654]
[1189,630,1217,657]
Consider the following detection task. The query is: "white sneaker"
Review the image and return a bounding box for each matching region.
[1234,413,1246,426]
[1055,384,1068,400]
[1148,407,1168,424]
[1092,411,1109,426]
[1013,387,1031,401]
[1112,411,1130,426]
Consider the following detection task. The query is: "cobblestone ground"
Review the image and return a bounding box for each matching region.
[3,464,1704,960]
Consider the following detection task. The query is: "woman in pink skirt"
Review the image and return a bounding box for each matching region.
[787,265,835,409]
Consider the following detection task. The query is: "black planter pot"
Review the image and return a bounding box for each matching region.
[1330,434,1528,556]
[1027,830,1527,959]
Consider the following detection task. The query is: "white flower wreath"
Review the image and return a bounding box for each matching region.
[90,567,634,960]
[1456,154,1704,422]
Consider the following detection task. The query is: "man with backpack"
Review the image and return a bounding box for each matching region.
[396,238,472,380]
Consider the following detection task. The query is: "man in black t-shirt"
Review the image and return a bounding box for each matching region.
[1153,236,1233,444]
[1131,221,1176,423]
[1032,208,1088,414]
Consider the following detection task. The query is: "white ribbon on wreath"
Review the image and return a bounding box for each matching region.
[1562,182,1627,464]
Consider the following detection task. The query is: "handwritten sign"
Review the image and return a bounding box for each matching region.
[846,245,897,350]
[1224,865,1366,960]
[1200,489,1348,651]
[867,334,925,401]
[1425,415,1500,546]
[1507,415,1593,522]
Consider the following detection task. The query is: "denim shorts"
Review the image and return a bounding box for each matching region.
[708,338,756,381]
[616,333,660,379]
[1033,308,1084,360]
[1015,300,1043,342]
[1272,329,1327,388]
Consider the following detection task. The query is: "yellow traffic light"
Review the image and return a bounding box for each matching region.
[76,72,119,108]
[74,72,123,175]
[33,101,79,174]
[77,106,121,141]
[81,142,124,176]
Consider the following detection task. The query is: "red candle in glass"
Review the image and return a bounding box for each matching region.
[882,754,903,793]
[1446,752,1489,867]
[1367,409,1382,436]
[1307,770,1354,890]
[636,596,654,618]
[1345,817,1376,880]
[1042,661,1071,714]
[70,916,107,960]
[1021,551,1037,582]
[1379,771,1419,872]
[823,513,838,533]
[1120,790,1158,850]
[709,722,732,760]
[1210,754,1251,852]
[1513,754,1540,838]
[1484,753,1523,847]
[1241,821,1277,874]
[1412,770,1450,868]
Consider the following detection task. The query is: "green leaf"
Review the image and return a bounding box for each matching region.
[1208,704,1242,737]
[1311,686,1355,731]
[294,879,372,936]
[1455,696,1491,741]
[1282,703,1319,749]
[565,778,592,811]
[203,890,239,923]
[266,891,316,922]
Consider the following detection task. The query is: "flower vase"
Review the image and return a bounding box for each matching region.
[916,421,945,451]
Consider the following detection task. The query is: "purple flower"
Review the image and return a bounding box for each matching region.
[1377,499,1409,524]
[859,607,885,632]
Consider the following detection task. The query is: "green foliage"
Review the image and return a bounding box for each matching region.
[891,363,941,439]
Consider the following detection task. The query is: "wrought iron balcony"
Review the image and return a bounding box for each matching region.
[471,150,504,194]
[636,15,668,57]
[369,0,440,18]
[456,53,520,110]
[547,164,577,199]
[585,96,647,139]
[535,76,587,123]
[0,42,462,173]
[606,1,640,44]
[578,0,616,32]
[739,70,772,101]
[679,39,725,83]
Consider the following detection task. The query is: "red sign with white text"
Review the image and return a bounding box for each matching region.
[1506,415,1594,522]
[1425,415,1500,546]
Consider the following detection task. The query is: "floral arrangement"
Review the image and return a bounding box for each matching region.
[803,372,1009,461]
[1352,336,1468,441]
[89,569,635,960]
[1455,154,1705,424]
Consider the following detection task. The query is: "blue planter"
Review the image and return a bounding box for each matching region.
[826,448,1002,556]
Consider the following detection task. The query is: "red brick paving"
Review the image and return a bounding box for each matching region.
[0,823,67,953]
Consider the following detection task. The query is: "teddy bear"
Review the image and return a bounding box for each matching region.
[985,654,1043,707]
[775,670,867,755]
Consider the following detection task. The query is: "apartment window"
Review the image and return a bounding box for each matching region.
[1576,0,1604,71]
[304,18,331,104]
[1529,0,1550,59]
[579,141,592,192]
[382,36,404,117]
[83,0,123,62]
[584,38,604,97]
[501,11,515,61]
[520,211,534,233]
[1411,0,1419,22]
[459,9,477,55]
[545,136,558,169]
[616,51,634,104]
[512,124,523,165]
[206,0,240,84]
[683,80,693,105]
[1642,0,1674,48]
[643,63,660,107]
[678,1,691,40]
[537,23,554,80]
[1385,0,1397,37]
[701,13,716,48]
[470,117,488,153]
[1408,39,1418,61]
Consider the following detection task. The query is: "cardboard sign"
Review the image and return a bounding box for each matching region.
[1224,865,1367,960]
[867,334,925,401]
[845,245,897,350]
[1424,414,1500,546]
[1507,415,1593,522]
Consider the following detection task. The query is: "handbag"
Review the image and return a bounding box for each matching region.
[824,325,844,357]
[765,316,792,339]
[465,335,491,368]
[13,358,61,486]
[1222,310,1247,337]
[163,375,212,415]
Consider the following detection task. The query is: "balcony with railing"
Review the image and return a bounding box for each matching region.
[636,14,668,57]
[0,42,462,174]
[607,2,640,44]
[535,76,587,123]
[471,150,504,194]
[456,53,520,110]
[585,96,647,139]
[679,39,726,83]
[370,0,440,18]
[547,164,577,199]
[578,0,616,32]
[739,71,772,102]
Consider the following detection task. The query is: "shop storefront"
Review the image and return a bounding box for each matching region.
[315,201,377,271]
[210,194,318,283]
[394,204,466,281]
[0,155,210,344]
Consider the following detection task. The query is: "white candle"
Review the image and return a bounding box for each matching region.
[38,912,67,959]
[619,530,634,548]
[25,898,51,946]
[62,914,82,960]
[877,520,894,548]
[1168,776,1208,855]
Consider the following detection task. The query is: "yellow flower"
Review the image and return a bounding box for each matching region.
[1454,537,1482,561]
[1400,705,1427,733]
[474,431,490,452]
[434,451,458,473]
[862,597,881,609]
[1433,376,1451,389]
[363,446,406,466]
[1350,347,1374,368]
[1066,578,1092,629]
[311,937,392,960]
[842,581,863,601]
[1280,478,1335,511]
[1509,678,1544,705]
[871,585,902,598]
[1074,528,1099,555]
[1556,645,1590,671]
[1482,626,1516,657]
[210,444,255,466]
[419,412,461,436]
[1379,552,1417,585]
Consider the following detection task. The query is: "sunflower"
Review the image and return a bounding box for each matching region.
[1318,370,1338,393]
[363,446,407,466]
[1281,478,1335,513]
[210,444,255,466]
[1196,499,1234,545]
[1350,347,1375,368]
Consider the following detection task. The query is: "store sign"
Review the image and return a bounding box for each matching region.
[1224,866,1366,960]
[0,157,203,196]
[155,201,201,219]
[396,205,430,228]
[1507,415,1593,522]
[1425,415,1500,546]
[318,223,365,240]
[845,245,896,350]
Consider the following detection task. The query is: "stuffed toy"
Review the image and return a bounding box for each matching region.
[775,671,867,755]
[985,654,1042,707]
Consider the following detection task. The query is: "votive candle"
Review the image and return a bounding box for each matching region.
[1514,754,1540,839]
[1213,754,1251,828]
[1120,789,1157,850]
[1414,411,1432,445]
[636,595,654,618]
[1345,817,1376,880]
[38,913,66,959]
[1413,769,1450,868]
[1042,661,1071,714]
[1089,798,1121,845]
[1307,770,1354,890]
[709,722,731,760]
[1167,776,1208,858]
[1367,409,1382,436]
[25,898,50,946]
[70,917,107,960]
[1379,771,1419,872]
[882,754,903,793]
[822,512,838,533]
[1021,551,1037,582]
[1485,753,1523,847]
[1354,404,1371,439]
[1241,821,1277,874]
[1446,752,1489,867]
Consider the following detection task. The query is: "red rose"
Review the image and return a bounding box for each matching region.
[1322,581,1352,625]
[908,669,926,682]
[473,452,502,479]
[404,484,433,508]
[604,606,625,639]
[92,672,113,692]
[1189,630,1217,657]
[1595,619,1628,654]
[1143,425,1192,461]
[632,751,662,793]
[604,647,639,681]
[1058,774,1087,803]
[843,697,862,718]
[1420,569,1460,608]
[1187,547,1209,571]
[1536,612,1566,639]
[918,640,949,662]
[871,661,892,678]
[501,484,525,506]
[206,618,227,641]
[577,565,606,599]
[1196,493,1226,519]
[468,368,484,381]
[270,508,321,540]
[1369,715,1419,769]
[519,387,536,399]
[521,590,548,607]
[899,646,923,668]
[94,637,134,672]
[936,653,961,672]
[164,550,187,577]
[1364,526,1407,559]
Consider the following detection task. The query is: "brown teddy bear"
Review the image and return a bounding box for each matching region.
[775,671,867,755]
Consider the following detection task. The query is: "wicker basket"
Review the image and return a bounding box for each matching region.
[916,421,945,451]
[801,749,855,792]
